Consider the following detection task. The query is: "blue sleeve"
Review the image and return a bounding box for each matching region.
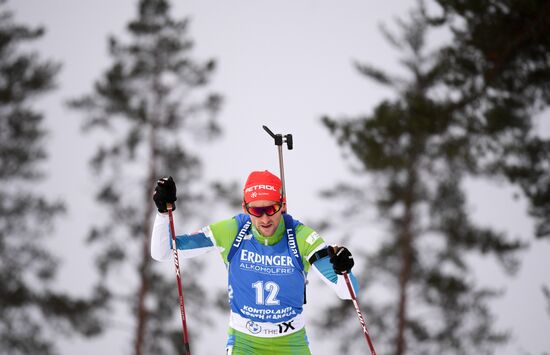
[172,231,214,250]
[313,256,360,295]
[314,257,338,283]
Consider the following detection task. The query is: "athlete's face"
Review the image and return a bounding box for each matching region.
[244,200,285,237]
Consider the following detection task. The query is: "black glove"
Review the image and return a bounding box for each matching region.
[328,246,354,275]
[153,176,177,213]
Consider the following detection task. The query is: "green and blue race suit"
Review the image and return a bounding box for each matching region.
[151,212,359,355]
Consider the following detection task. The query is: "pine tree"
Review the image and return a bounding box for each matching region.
[425,0,550,334]
[0,1,102,354]
[426,0,550,239]
[69,1,224,354]
[321,8,523,355]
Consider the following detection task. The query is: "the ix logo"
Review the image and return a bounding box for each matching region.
[277,320,295,334]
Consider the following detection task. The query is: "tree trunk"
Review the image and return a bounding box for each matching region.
[134,119,158,355]
[395,170,416,355]
[134,53,164,355]
[135,143,156,355]
[134,206,153,355]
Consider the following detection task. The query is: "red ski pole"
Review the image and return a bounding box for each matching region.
[343,272,377,355]
[167,204,191,355]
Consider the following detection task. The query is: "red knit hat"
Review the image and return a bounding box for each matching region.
[243,170,283,203]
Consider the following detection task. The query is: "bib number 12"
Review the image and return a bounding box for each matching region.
[252,281,280,305]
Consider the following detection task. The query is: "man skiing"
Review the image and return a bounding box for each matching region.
[150,170,359,355]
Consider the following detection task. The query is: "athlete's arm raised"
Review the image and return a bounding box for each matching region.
[150,177,235,261]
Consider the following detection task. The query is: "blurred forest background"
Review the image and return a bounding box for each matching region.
[1,0,549,354]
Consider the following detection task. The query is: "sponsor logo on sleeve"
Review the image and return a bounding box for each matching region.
[306,232,320,245]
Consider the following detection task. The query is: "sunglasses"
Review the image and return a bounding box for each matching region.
[245,203,282,217]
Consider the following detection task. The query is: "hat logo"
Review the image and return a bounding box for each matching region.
[251,192,258,198]
[245,184,277,193]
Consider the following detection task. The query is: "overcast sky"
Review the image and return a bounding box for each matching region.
[10,1,550,354]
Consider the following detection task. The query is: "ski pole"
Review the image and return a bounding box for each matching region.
[167,204,191,355]
[262,125,293,202]
[342,271,377,355]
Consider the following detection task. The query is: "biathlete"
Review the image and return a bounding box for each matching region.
[150,170,359,355]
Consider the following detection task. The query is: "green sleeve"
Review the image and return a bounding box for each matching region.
[295,224,326,272]
[208,217,239,264]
